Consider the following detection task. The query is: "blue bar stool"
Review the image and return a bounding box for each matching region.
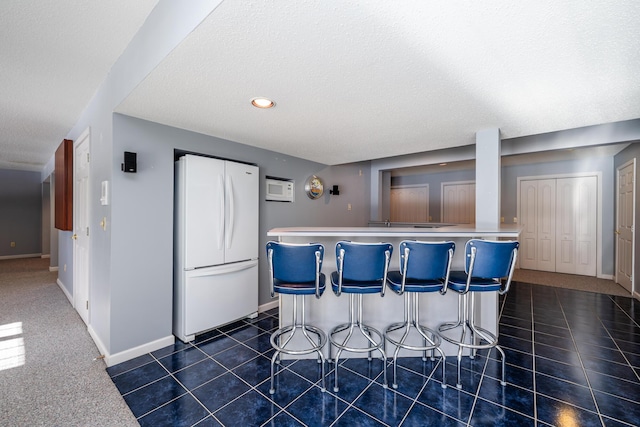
[329,241,393,392]
[437,239,519,389]
[384,240,455,389]
[266,241,327,394]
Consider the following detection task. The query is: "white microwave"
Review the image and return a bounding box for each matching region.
[265,178,294,202]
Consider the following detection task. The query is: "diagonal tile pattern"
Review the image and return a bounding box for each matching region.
[108,282,640,426]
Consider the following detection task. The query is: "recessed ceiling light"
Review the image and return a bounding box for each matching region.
[439,163,448,166]
[251,97,275,109]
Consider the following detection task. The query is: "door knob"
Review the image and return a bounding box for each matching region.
[615,230,620,235]
[72,234,77,240]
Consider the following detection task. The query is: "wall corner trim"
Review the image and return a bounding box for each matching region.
[259,299,279,313]
[100,335,175,368]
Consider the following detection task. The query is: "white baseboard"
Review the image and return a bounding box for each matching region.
[49,266,59,272]
[57,278,73,304]
[96,334,176,368]
[41,254,51,259]
[0,253,42,260]
[598,274,614,280]
[88,325,109,362]
[259,299,279,313]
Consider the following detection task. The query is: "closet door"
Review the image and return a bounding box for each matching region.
[520,180,539,270]
[556,177,597,276]
[519,179,555,271]
[537,180,556,271]
[442,183,475,224]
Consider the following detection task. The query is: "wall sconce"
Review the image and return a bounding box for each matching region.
[329,185,340,195]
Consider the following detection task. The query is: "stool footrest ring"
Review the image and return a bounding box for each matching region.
[385,321,446,389]
[329,321,387,392]
[270,324,327,395]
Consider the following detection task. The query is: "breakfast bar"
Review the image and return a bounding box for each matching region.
[267,224,521,358]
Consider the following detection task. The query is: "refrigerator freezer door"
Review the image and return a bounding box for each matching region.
[182,155,225,269]
[181,260,259,340]
[224,161,259,263]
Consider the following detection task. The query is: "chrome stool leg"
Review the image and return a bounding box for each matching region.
[270,294,327,394]
[438,292,504,389]
[385,292,446,389]
[329,294,386,392]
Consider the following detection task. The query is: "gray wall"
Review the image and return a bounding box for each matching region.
[390,155,615,275]
[41,182,50,256]
[614,142,640,293]
[0,169,42,258]
[110,114,370,352]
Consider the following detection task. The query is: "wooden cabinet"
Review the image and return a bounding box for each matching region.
[55,139,73,231]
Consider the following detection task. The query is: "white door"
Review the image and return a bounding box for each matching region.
[73,129,90,325]
[556,176,597,276]
[616,161,634,293]
[519,180,539,270]
[537,179,557,272]
[442,182,475,224]
[183,155,225,269]
[224,161,259,263]
[390,185,429,222]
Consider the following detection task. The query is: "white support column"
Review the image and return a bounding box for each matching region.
[475,128,501,229]
[475,128,501,336]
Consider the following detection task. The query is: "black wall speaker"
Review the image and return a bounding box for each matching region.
[122,151,137,173]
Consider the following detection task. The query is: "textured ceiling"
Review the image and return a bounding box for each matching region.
[2,1,639,171]
[0,0,158,171]
[116,0,640,165]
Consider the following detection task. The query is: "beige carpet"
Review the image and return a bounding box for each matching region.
[513,268,631,297]
[0,257,138,426]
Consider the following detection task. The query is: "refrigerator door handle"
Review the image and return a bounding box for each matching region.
[217,174,225,250]
[226,175,235,249]
[187,260,258,278]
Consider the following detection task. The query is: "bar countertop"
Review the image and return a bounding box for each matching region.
[268,224,522,238]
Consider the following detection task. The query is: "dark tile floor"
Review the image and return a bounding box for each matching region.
[108,282,640,426]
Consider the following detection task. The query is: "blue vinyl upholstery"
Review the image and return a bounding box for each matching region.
[266,242,325,297]
[384,240,454,389]
[265,241,328,394]
[387,240,455,294]
[330,241,393,295]
[447,239,519,294]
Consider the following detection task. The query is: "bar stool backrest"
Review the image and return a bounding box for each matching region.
[266,242,324,295]
[400,240,455,281]
[464,239,519,294]
[335,241,393,294]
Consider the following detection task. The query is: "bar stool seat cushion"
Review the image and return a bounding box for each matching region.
[386,271,445,293]
[447,271,501,293]
[273,275,326,295]
[330,272,383,294]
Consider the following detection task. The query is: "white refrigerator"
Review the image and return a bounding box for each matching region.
[174,154,259,343]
